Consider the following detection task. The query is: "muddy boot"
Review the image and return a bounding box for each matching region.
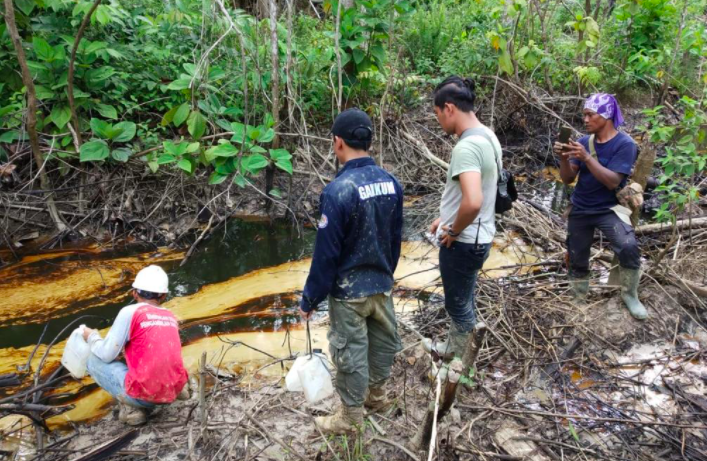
[422,337,453,360]
[569,276,590,303]
[448,325,470,359]
[364,383,392,413]
[620,268,648,320]
[118,404,147,426]
[423,323,467,359]
[314,405,364,436]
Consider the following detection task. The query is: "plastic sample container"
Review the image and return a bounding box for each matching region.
[285,349,334,404]
[61,326,91,379]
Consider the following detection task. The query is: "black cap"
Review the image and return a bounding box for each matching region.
[331,108,373,143]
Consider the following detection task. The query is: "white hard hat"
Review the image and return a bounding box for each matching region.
[132,265,169,294]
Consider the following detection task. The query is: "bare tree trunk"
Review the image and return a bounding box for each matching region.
[333,0,343,173]
[334,0,343,112]
[4,0,67,233]
[68,0,102,148]
[285,0,296,216]
[657,1,687,105]
[265,0,280,205]
[285,0,295,126]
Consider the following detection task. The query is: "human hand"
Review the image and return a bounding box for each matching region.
[299,305,313,321]
[565,141,591,163]
[438,225,458,248]
[553,142,571,161]
[429,217,441,235]
[82,327,95,341]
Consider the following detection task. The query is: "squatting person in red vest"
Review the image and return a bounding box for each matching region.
[81,265,188,425]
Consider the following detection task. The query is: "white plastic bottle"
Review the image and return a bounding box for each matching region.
[61,325,91,379]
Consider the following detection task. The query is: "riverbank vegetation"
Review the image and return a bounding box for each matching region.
[1,0,706,247]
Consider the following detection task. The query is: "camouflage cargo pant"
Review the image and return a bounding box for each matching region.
[327,292,402,407]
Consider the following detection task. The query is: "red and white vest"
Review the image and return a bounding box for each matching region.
[124,304,188,403]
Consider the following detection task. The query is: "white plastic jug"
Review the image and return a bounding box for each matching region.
[285,355,307,392]
[297,351,334,404]
[61,326,91,379]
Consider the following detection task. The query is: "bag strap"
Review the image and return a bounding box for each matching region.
[460,127,502,174]
[459,127,500,246]
[588,134,597,159]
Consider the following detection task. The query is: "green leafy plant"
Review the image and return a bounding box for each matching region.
[641,96,707,222]
[80,118,137,162]
[204,115,292,187]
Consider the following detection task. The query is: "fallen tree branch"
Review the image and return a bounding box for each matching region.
[636,216,707,234]
[459,404,707,430]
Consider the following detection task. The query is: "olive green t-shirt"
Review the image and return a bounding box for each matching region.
[438,126,500,244]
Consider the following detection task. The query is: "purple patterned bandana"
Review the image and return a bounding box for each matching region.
[584,93,625,127]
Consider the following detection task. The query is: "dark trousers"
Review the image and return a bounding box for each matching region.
[439,241,491,332]
[567,211,641,278]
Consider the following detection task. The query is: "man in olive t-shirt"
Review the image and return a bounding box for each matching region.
[427,76,500,359]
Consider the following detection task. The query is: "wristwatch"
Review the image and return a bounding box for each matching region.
[447,228,460,237]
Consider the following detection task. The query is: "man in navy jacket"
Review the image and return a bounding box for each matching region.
[300,108,403,435]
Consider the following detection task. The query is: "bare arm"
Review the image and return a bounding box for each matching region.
[565,141,623,190]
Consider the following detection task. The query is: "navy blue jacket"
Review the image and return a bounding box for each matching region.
[301,157,404,312]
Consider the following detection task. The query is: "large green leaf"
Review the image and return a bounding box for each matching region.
[87,66,115,82]
[111,147,131,162]
[206,141,239,159]
[94,5,111,25]
[269,148,291,162]
[95,103,117,120]
[499,49,513,75]
[275,158,293,175]
[157,154,177,164]
[187,111,207,140]
[15,0,36,15]
[33,38,55,62]
[246,125,261,141]
[167,78,192,90]
[161,106,178,127]
[352,49,365,65]
[164,141,187,157]
[90,118,113,139]
[240,153,269,175]
[0,131,20,143]
[0,105,17,118]
[370,44,385,65]
[208,172,228,185]
[173,103,190,127]
[50,105,71,129]
[231,122,250,143]
[34,86,55,100]
[80,140,110,162]
[177,158,194,174]
[112,122,136,142]
[257,128,275,143]
[233,174,247,188]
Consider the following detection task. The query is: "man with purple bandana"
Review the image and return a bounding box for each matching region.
[553,93,647,320]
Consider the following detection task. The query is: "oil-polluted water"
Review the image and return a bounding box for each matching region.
[0,219,538,430]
